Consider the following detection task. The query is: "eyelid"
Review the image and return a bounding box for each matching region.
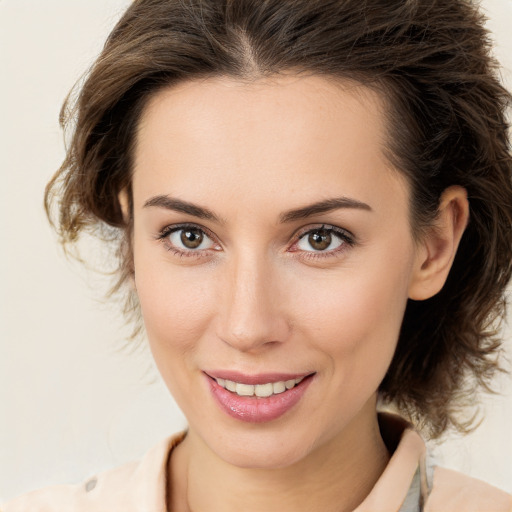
[157,222,214,239]
[293,223,355,244]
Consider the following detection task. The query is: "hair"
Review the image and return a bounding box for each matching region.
[46,0,512,438]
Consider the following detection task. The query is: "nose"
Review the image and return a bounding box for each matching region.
[215,251,290,353]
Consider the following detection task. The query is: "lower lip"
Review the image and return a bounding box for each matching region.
[206,375,314,423]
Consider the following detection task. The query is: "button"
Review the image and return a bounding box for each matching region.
[85,477,97,492]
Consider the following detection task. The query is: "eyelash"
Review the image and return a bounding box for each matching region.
[156,223,356,260]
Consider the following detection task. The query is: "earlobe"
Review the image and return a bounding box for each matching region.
[408,186,469,301]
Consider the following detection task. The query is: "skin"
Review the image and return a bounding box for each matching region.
[128,74,468,512]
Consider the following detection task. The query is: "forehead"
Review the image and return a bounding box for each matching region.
[132,74,407,217]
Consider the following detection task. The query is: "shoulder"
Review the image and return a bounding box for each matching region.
[1,460,136,512]
[424,466,512,512]
[1,433,185,512]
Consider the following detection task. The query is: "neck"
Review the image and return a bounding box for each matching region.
[168,403,389,512]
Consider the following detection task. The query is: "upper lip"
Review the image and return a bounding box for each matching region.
[204,370,315,385]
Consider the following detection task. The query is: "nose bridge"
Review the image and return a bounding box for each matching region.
[217,249,287,352]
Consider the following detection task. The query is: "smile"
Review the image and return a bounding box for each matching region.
[206,372,315,423]
[215,377,305,398]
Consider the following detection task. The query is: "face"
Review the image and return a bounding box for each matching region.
[131,75,422,468]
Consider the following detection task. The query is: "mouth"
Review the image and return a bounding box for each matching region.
[204,371,316,423]
[213,376,306,398]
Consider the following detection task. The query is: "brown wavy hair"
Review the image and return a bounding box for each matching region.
[46,0,512,438]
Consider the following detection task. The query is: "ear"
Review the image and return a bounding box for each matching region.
[118,188,136,287]
[118,188,131,224]
[408,186,469,300]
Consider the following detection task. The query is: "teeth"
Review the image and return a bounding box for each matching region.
[215,376,305,397]
[236,383,255,396]
[273,381,286,394]
[285,379,296,389]
[255,383,273,397]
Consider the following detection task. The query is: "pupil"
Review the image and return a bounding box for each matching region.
[181,228,203,249]
[309,230,331,250]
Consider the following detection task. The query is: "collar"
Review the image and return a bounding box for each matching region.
[354,413,428,511]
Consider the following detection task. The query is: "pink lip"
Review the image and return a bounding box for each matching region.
[205,372,315,423]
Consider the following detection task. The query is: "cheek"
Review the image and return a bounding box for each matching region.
[290,253,412,379]
[137,274,210,339]
[133,243,216,365]
[134,264,220,409]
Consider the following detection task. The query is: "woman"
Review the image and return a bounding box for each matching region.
[3,0,512,510]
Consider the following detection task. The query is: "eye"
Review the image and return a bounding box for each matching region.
[160,225,218,253]
[295,226,349,253]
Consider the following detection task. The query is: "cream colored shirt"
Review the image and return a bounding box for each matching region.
[3,416,511,511]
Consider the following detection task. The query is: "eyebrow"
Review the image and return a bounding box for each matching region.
[143,195,222,223]
[143,194,372,224]
[279,197,372,223]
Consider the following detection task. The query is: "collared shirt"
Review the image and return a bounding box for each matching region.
[3,416,511,511]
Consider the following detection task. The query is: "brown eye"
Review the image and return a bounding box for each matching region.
[166,226,216,252]
[296,227,345,253]
[180,228,203,249]
[308,230,332,251]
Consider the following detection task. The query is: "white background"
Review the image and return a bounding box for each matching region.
[1,0,511,502]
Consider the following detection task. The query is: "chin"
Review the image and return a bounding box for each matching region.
[218,438,311,469]
[197,421,324,470]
